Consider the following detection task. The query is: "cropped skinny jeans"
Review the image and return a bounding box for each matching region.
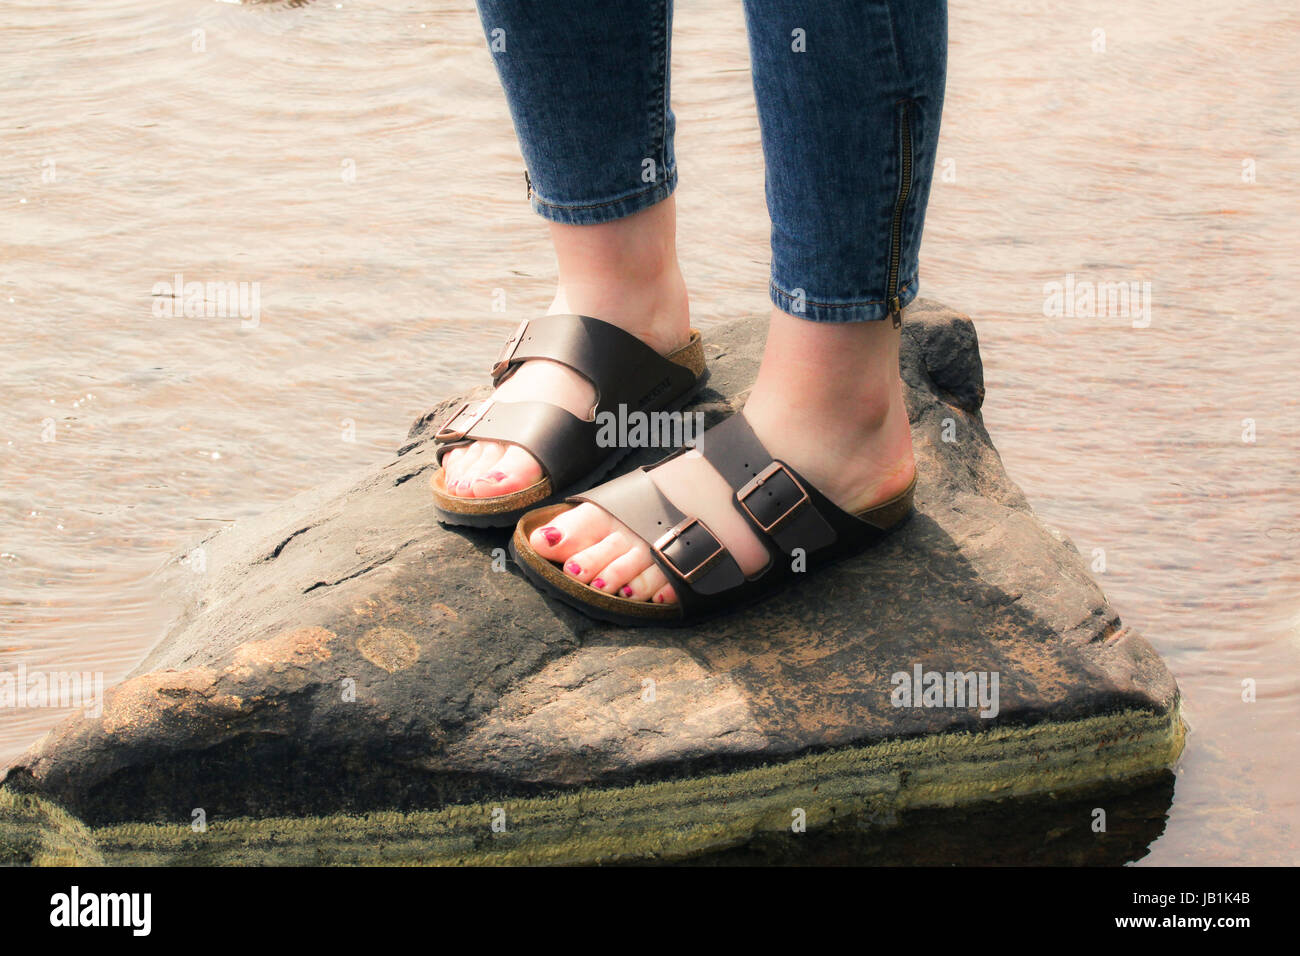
[473,1,947,323]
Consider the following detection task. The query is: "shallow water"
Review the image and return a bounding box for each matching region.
[1,0,1296,865]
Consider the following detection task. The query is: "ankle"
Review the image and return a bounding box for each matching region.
[549,266,691,356]
[743,377,913,510]
[746,374,904,441]
[546,198,690,356]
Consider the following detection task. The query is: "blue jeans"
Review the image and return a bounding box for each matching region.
[474,0,947,323]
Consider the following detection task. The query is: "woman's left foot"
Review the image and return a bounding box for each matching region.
[526,371,914,605]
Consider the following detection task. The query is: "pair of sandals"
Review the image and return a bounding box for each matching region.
[431,314,917,627]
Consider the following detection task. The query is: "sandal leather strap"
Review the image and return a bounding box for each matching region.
[563,411,909,620]
[568,412,895,619]
[572,469,746,616]
[434,314,701,492]
[699,413,839,557]
[493,314,698,410]
[434,400,597,490]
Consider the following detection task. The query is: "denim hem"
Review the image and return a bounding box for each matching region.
[529,167,678,226]
[769,276,919,323]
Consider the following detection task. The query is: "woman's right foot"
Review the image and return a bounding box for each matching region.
[439,350,594,499]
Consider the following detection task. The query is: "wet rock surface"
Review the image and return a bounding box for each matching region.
[1,301,1183,855]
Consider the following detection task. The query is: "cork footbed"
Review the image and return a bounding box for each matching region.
[513,504,683,622]
[511,472,918,624]
[432,330,707,522]
[431,471,554,517]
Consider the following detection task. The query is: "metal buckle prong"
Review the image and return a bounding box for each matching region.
[434,400,491,442]
[490,318,530,380]
[652,517,723,583]
[736,461,810,534]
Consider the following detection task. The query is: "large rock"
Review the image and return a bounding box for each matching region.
[1,301,1184,864]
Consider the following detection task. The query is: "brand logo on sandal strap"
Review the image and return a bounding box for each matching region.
[637,376,674,407]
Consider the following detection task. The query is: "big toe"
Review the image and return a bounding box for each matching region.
[528,502,619,563]
[470,444,543,497]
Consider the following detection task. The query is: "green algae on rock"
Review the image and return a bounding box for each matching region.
[0,790,103,867]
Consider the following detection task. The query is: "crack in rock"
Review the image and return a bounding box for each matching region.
[260,526,314,563]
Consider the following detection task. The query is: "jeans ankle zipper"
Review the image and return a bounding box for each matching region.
[887,102,913,329]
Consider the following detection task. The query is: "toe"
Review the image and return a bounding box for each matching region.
[622,562,670,602]
[564,531,634,587]
[440,446,467,487]
[470,468,510,496]
[448,443,485,495]
[468,442,506,478]
[482,444,544,497]
[651,582,678,606]
[463,443,505,496]
[529,502,616,562]
[588,542,656,596]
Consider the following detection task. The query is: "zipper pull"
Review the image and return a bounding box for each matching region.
[889,296,903,328]
[524,169,532,200]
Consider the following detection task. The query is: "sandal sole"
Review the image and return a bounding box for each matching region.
[510,474,917,627]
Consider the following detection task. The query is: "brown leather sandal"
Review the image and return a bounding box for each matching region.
[431,314,708,527]
[510,410,916,626]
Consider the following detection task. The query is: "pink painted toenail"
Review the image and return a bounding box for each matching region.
[593,578,606,589]
[621,586,633,597]
[565,561,581,575]
[481,471,507,483]
[541,526,562,546]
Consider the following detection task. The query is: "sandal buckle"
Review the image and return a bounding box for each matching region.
[652,517,724,584]
[490,319,530,381]
[736,461,810,534]
[434,401,490,442]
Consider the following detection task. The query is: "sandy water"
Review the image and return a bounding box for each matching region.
[1,0,1297,864]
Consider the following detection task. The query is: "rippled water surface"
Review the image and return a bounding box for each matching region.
[2,0,1297,864]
